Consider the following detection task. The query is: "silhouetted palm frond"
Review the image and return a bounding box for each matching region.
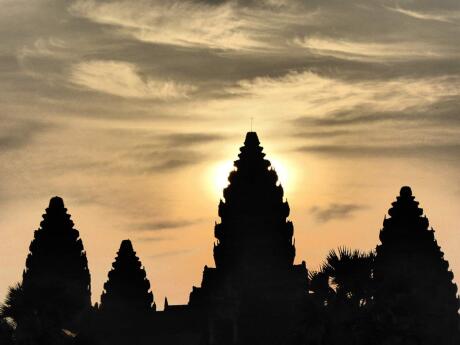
[1,282,25,323]
[319,247,374,306]
[0,316,14,345]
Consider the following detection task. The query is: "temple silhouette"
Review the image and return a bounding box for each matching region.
[1,132,459,345]
[188,132,307,344]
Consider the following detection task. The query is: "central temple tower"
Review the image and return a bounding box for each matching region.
[189,132,308,345]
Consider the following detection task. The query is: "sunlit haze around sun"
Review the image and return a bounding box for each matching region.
[211,157,291,199]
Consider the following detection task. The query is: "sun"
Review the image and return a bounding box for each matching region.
[209,158,292,198]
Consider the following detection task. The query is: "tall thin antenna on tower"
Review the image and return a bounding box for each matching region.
[251,117,253,132]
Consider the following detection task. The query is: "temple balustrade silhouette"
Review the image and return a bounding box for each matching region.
[1,132,459,345]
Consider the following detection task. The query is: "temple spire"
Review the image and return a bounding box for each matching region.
[213,131,294,271]
[21,196,91,331]
[189,132,307,344]
[100,240,154,314]
[244,131,260,146]
[374,186,459,345]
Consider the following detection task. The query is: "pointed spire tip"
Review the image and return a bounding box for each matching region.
[400,186,412,197]
[49,196,64,209]
[120,239,133,252]
[244,131,260,146]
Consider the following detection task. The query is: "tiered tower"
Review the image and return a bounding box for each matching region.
[190,132,308,345]
[374,187,459,345]
[100,240,154,314]
[95,240,154,345]
[22,196,91,331]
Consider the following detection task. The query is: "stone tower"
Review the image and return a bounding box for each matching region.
[22,196,91,331]
[373,186,459,345]
[189,132,308,345]
[100,240,154,314]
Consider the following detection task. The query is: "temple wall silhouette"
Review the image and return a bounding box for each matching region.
[1,132,459,345]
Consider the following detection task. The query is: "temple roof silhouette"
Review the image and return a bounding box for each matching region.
[189,131,307,344]
[100,239,154,314]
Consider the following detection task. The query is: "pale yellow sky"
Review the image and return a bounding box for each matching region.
[1,0,460,307]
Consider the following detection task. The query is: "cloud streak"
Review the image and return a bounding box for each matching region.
[0,118,55,152]
[310,203,365,223]
[126,131,228,173]
[388,6,460,23]
[70,60,195,99]
[297,143,460,160]
[223,71,460,122]
[133,219,202,232]
[295,36,442,61]
[69,0,263,50]
[149,249,191,258]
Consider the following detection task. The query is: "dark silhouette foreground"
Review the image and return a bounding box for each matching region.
[1,132,459,345]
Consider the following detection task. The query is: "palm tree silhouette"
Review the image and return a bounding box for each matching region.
[321,247,374,308]
[0,315,14,345]
[306,248,375,345]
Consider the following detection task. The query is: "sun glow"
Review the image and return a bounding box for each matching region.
[212,160,235,197]
[209,157,293,198]
[270,158,290,190]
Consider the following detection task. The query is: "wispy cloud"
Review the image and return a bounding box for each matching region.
[161,133,226,146]
[293,129,354,139]
[295,36,441,61]
[69,0,263,50]
[294,104,460,128]
[310,203,365,223]
[19,37,67,57]
[70,60,195,99]
[297,143,460,160]
[388,6,460,23]
[222,71,460,121]
[125,131,228,173]
[136,236,172,243]
[149,249,191,258]
[0,118,55,152]
[149,152,205,172]
[133,219,202,232]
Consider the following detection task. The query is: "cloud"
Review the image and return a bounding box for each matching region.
[293,129,354,139]
[161,133,226,146]
[70,60,195,99]
[125,131,229,173]
[297,143,460,160]
[69,0,263,50]
[128,148,205,173]
[149,249,191,258]
[294,108,460,129]
[18,37,68,60]
[310,203,365,223]
[133,219,202,232]
[0,118,54,152]
[388,6,460,23]
[222,71,460,122]
[136,236,172,243]
[294,36,441,61]
[151,153,205,172]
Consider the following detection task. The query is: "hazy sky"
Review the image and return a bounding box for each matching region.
[1,0,460,307]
